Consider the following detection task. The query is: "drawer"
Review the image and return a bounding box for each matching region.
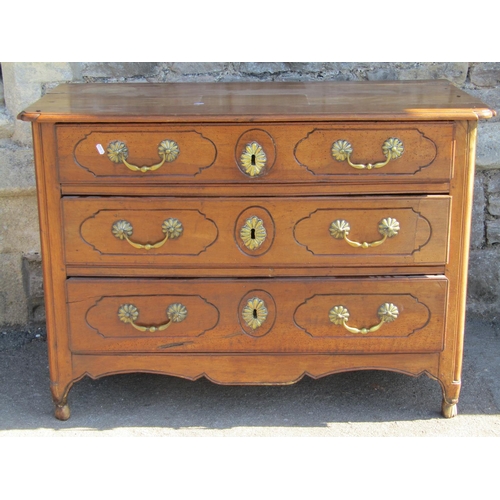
[66,276,447,354]
[56,122,453,186]
[62,196,451,271]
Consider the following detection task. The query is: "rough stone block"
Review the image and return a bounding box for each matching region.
[169,62,227,74]
[467,248,500,316]
[2,63,73,146]
[218,74,263,83]
[288,63,325,73]
[321,62,396,81]
[237,62,290,75]
[22,252,45,323]
[163,73,224,83]
[32,304,45,323]
[470,63,500,88]
[396,62,469,85]
[323,62,370,72]
[471,174,485,248]
[487,171,500,193]
[366,67,398,81]
[476,122,500,170]
[320,62,365,80]
[22,252,43,298]
[80,62,159,79]
[0,253,28,325]
[486,219,500,244]
[312,62,469,84]
[0,108,14,139]
[2,62,72,84]
[488,193,500,216]
[2,79,40,146]
[0,141,36,196]
[332,62,469,85]
[276,73,322,82]
[0,195,40,254]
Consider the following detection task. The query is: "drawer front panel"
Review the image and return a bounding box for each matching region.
[67,277,447,354]
[294,124,449,178]
[56,123,453,185]
[58,126,218,181]
[62,196,451,269]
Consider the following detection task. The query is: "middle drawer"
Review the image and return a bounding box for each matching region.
[62,196,450,271]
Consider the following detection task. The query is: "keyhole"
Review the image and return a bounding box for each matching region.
[253,309,258,319]
[251,154,256,166]
[251,228,256,239]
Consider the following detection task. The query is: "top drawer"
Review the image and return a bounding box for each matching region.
[56,122,454,187]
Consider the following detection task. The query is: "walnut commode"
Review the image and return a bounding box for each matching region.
[19,81,495,420]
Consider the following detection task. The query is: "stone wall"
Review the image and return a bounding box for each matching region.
[1,62,499,326]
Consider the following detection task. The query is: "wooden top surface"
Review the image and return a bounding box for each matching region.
[18,80,495,123]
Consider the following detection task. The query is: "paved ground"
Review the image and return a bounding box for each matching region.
[0,317,499,437]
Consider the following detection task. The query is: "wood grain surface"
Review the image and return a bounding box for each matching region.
[18,81,495,122]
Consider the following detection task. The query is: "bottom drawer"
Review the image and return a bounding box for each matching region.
[66,277,447,354]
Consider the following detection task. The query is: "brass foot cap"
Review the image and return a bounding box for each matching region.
[441,401,457,418]
[55,403,70,421]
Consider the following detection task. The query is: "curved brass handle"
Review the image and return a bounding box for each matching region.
[112,218,183,250]
[329,303,399,334]
[242,297,268,330]
[329,217,400,248]
[240,141,267,177]
[107,139,179,172]
[331,138,404,170]
[240,216,267,250]
[118,303,187,332]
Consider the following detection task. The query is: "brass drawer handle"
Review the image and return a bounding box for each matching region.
[329,303,399,334]
[329,217,400,248]
[112,217,183,250]
[118,303,187,332]
[242,297,268,330]
[107,139,180,172]
[331,138,404,170]
[240,141,267,177]
[240,215,267,250]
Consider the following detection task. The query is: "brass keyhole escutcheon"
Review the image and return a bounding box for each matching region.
[240,142,267,177]
[242,297,268,330]
[238,289,276,338]
[240,216,266,250]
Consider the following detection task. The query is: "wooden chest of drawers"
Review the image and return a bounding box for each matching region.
[19,80,494,420]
